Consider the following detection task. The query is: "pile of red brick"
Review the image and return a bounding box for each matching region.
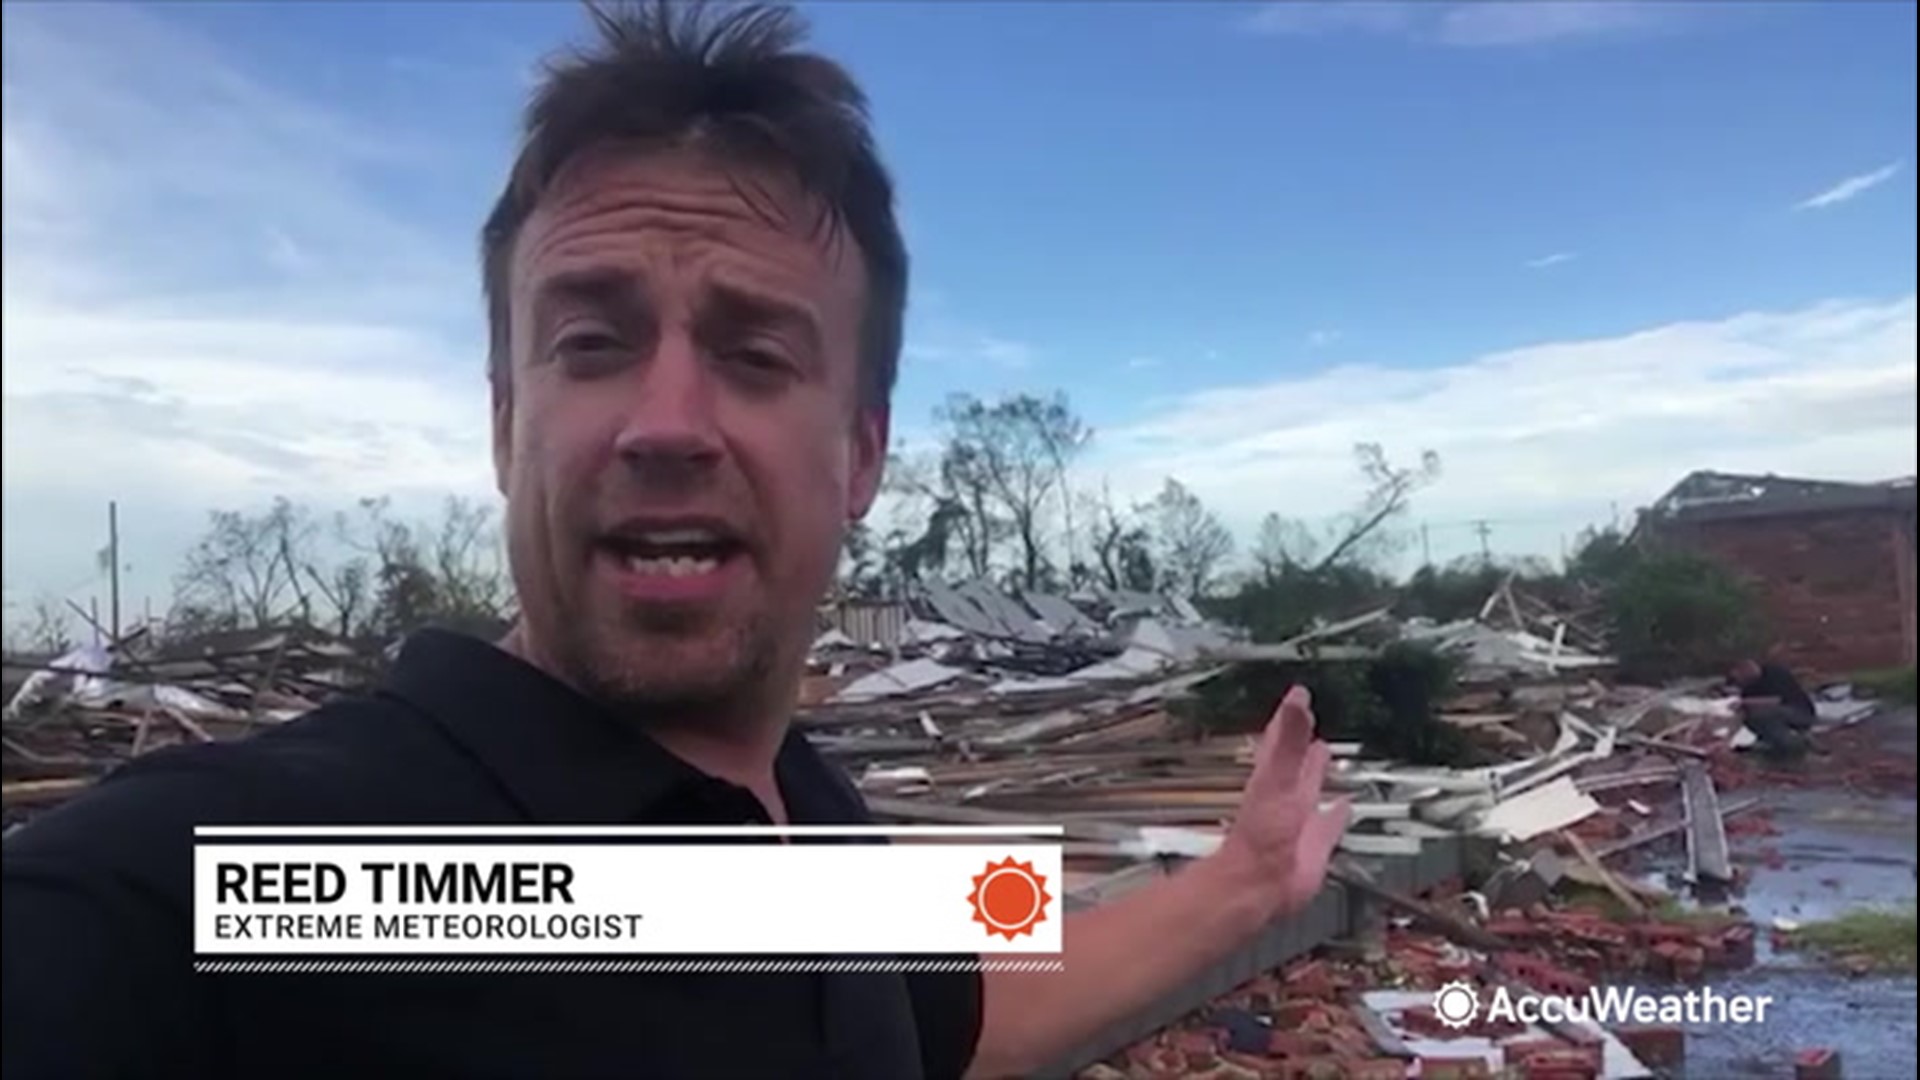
[1480,908,1756,983]
[1078,920,1721,1080]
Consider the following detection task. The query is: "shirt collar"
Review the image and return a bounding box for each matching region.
[382,629,859,825]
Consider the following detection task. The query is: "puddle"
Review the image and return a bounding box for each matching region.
[1664,969,1917,1078]
[1636,785,1917,1076]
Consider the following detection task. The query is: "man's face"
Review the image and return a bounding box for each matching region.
[493,146,887,721]
[1731,659,1760,684]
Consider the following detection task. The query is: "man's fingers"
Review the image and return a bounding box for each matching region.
[1310,795,1353,867]
[1297,738,1333,802]
[1267,685,1316,775]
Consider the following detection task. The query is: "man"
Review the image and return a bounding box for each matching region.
[1,4,1349,1078]
[1729,655,1819,759]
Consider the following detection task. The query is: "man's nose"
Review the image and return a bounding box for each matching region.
[612,333,724,471]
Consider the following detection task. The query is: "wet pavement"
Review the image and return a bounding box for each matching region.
[1638,709,1918,1078]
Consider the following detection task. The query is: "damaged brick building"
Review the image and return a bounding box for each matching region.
[1644,470,1918,677]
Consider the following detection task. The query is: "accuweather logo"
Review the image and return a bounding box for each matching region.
[1431,980,1775,1027]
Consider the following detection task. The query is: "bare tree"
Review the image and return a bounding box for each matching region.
[935,392,1091,591]
[1250,512,1319,582]
[170,496,513,642]
[302,503,375,638]
[1081,484,1157,593]
[888,444,1000,580]
[349,497,512,637]
[1147,479,1234,599]
[173,497,318,630]
[1311,443,1441,571]
[10,596,76,654]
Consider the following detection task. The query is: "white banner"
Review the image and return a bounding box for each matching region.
[194,837,1064,956]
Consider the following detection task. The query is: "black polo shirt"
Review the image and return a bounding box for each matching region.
[1737,660,1818,718]
[1,630,983,1079]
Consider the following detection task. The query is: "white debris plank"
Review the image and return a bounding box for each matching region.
[1682,761,1733,884]
[1337,833,1424,856]
[1474,776,1600,842]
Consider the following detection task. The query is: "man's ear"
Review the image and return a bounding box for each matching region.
[848,404,890,521]
[491,370,514,498]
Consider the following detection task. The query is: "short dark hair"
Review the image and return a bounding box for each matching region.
[481,0,906,411]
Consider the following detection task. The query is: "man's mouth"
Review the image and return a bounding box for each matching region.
[597,526,748,581]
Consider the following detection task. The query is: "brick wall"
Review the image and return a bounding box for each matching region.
[1668,508,1911,678]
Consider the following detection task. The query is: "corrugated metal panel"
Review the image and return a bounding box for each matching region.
[817,602,909,649]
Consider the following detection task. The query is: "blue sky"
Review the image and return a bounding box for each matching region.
[4,1,1915,625]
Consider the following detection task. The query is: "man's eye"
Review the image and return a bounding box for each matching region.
[726,346,792,374]
[552,331,629,373]
[557,331,624,354]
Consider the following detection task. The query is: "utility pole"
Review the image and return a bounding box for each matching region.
[1420,523,1432,568]
[1472,519,1493,566]
[108,500,121,644]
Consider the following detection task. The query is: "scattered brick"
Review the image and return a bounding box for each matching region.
[1218,1051,1291,1079]
[1649,940,1707,982]
[1281,959,1337,999]
[1264,1032,1331,1059]
[1794,1047,1843,1080]
[1342,1058,1409,1080]
[1172,1029,1225,1056]
[1512,1042,1602,1075]
[1273,1057,1348,1080]
[1614,1024,1686,1069]
[1496,953,1594,996]
[1418,1056,1493,1079]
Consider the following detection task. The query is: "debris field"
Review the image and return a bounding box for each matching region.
[2,578,1908,1079]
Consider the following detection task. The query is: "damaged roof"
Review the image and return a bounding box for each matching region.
[1649,469,1917,524]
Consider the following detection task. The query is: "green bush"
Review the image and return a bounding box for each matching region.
[1185,642,1474,766]
[1604,550,1762,682]
[1205,564,1397,644]
[1853,666,1918,707]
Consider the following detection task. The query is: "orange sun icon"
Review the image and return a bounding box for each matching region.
[968,856,1052,941]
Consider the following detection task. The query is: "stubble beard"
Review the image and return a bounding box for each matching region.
[555,601,781,731]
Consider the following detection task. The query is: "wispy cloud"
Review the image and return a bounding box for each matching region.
[1242,2,1419,38]
[1306,329,1344,347]
[903,289,1039,372]
[1526,251,1578,270]
[1795,160,1905,211]
[1092,296,1916,564]
[904,331,1037,371]
[1127,356,1162,370]
[1242,1,1671,47]
[3,4,490,616]
[1434,2,1665,48]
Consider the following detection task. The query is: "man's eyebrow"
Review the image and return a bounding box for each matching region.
[699,281,824,356]
[532,267,639,311]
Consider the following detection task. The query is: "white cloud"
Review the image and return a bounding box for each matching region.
[902,292,1038,372]
[1089,296,1917,568]
[1433,2,1665,48]
[2,4,492,622]
[1127,356,1162,370]
[1242,2,1420,38]
[1526,252,1578,270]
[1306,329,1344,348]
[1242,1,1669,47]
[1795,160,1905,211]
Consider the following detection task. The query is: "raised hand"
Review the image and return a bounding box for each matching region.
[1218,685,1352,920]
